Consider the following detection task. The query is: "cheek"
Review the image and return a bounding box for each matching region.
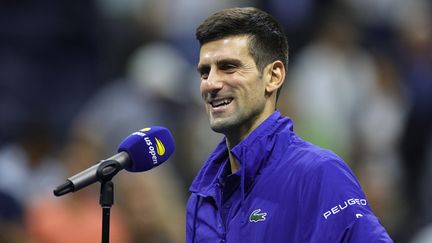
[245,80,266,99]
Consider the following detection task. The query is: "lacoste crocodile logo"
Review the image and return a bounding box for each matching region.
[249,209,267,223]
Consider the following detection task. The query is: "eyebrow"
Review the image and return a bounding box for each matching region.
[217,58,242,67]
[197,58,242,73]
[196,63,209,74]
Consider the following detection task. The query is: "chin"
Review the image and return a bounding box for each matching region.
[209,117,238,135]
[209,122,227,134]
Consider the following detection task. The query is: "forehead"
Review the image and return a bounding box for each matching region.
[198,35,252,64]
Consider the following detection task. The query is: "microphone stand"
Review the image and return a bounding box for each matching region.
[96,160,122,243]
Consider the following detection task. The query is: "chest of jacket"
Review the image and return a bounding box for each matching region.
[188,169,305,243]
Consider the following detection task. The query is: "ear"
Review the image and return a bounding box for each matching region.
[265,60,285,95]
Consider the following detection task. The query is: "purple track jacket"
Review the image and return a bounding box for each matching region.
[186,110,393,242]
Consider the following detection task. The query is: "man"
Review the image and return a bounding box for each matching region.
[186,7,393,242]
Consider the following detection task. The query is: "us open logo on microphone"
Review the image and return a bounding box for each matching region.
[131,128,166,165]
[154,138,165,155]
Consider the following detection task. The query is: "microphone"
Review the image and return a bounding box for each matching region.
[53,126,175,197]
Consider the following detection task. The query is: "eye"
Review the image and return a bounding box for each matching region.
[198,66,210,80]
[218,59,241,73]
[219,63,237,71]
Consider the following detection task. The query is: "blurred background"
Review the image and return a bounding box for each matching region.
[0,0,431,242]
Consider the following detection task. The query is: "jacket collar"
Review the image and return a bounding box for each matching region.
[189,110,293,199]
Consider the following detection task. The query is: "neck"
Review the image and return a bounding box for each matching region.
[224,106,277,174]
[225,139,240,174]
[228,149,240,174]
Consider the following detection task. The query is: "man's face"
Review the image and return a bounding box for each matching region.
[197,35,272,140]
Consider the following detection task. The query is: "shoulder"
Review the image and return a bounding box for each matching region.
[263,136,362,205]
[280,138,364,201]
[271,134,356,185]
[268,135,368,212]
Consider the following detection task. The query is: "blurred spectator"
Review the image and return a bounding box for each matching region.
[353,54,406,236]
[0,124,64,205]
[394,0,432,240]
[0,122,63,241]
[284,4,377,162]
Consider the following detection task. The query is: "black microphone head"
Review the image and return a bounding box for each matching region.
[117,126,175,172]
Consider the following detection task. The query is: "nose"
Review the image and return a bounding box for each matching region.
[200,69,223,96]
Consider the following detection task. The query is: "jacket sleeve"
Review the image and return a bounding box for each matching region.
[338,215,393,242]
[299,156,393,242]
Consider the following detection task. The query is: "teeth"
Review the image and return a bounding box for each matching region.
[211,98,232,107]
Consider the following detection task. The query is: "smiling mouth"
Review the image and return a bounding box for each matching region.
[210,98,233,108]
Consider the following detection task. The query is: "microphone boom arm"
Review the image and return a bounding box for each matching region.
[53,152,129,197]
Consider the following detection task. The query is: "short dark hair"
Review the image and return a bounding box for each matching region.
[196,7,289,74]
